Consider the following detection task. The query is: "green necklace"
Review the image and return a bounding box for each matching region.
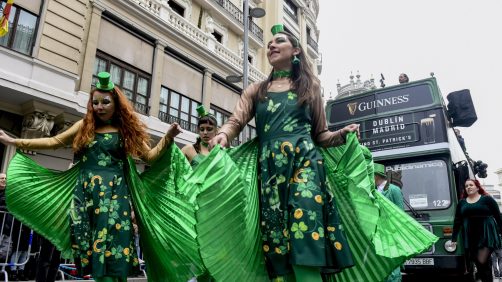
[273,70,292,79]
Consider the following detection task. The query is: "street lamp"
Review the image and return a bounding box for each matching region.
[226,74,243,83]
[226,1,265,89]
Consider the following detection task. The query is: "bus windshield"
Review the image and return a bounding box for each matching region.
[386,159,451,211]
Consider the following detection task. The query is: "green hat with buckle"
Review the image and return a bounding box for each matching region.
[374,163,387,178]
[96,72,115,91]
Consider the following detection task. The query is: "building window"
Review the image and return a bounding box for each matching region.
[248,55,253,64]
[168,0,185,17]
[210,106,256,145]
[159,87,199,133]
[0,1,38,56]
[240,124,256,143]
[284,25,292,34]
[306,26,311,38]
[209,106,229,131]
[283,0,298,22]
[93,52,151,115]
[212,30,223,43]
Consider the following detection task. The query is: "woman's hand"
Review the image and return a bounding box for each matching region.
[166,123,182,139]
[0,130,15,146]
[342,124,360,139]
[209,133,228,149]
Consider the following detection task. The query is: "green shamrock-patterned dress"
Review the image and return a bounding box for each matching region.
[71,132,139,277]
[256,91,353,276]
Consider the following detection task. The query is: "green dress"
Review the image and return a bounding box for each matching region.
[452,195,502,254]
[255,91,353,276]
[71,132,139,277]
[190,154,205,168]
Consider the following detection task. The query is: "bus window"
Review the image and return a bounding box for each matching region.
[386,160,450,211]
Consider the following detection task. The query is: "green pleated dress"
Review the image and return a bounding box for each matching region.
[255,91,353,276]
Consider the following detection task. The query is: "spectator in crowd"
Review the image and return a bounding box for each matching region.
[398,73,409,84]
[454,128,467,151]
[1,172,30,280]
[452,179,502,282]
[374,163,404,282]
[0,172,13,260]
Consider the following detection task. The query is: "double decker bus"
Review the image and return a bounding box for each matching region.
[326,77,477,280]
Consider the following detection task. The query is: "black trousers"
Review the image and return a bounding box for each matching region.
[35,237,61,282]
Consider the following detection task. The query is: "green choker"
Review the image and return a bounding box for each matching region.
[273,70,292,79]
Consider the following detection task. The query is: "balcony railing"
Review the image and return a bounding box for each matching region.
[212,0,264,41]
[134,102,150,115]
[307,36,318,53]
[283,6,298,23]
[124,0,267,82]
[158,112,198,133]
[230,139,241,147]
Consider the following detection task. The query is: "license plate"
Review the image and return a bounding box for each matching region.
[404,258,434,265]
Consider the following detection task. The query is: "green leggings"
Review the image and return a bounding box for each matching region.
[94,277,127,282]
[272,265,323,282]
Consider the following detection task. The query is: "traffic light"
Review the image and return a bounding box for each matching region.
[473,160,488,178]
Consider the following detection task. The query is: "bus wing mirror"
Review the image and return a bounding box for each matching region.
[446,89,477,127]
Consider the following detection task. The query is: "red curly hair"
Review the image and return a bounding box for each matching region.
[72,87,150,158]
[461,179,488,198]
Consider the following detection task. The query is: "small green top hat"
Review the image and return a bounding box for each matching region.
[271,24,284,35]
[271,23,299,47]
[374,163,387,178]
[96,72,115,91]
[196,105,209,117]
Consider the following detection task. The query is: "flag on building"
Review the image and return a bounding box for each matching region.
[0,0,15,37]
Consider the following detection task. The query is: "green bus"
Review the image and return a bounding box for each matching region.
[326,77,478,280]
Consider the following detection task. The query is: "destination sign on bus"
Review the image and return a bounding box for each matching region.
[329,84,434,124]
[332,108,447,151]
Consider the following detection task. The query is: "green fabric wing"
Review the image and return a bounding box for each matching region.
[5,151,78,258]
[321,134,438,282]
[191,140,269,281]
[126,143,204,282]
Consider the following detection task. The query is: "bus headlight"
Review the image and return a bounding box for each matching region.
[444,240,456,253]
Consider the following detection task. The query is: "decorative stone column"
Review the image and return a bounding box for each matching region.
[78,1,105,93]
[20,101,63,139]
[21,111,55,139]
[202,69,213,109]
[52,113,81,135]
[149,39,168,119]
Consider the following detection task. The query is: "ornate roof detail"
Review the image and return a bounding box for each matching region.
[334,71,377,99]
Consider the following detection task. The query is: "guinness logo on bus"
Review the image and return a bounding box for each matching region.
[347,102,358,115]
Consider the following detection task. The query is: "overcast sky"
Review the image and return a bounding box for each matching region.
[318,0,502,185]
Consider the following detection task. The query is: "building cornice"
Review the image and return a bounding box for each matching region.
[103,0,266,82]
